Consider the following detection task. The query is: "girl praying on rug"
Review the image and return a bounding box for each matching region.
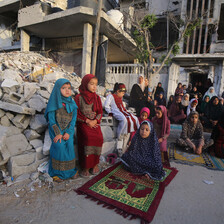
[152,105,170,152]
[44,78,78,182]
[121,120,165,180]
[75,74,103,177]
[186,98,198,116]
[104,83,139,142]
[176,111,213,155]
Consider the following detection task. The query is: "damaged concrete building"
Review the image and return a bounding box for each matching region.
[0,0,224,96]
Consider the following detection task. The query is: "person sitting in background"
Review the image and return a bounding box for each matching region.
[175,83,184,97]
[187,98,198,116]
[181,93,190,115]
[200,95,210,116]
[168,96,186,124]
[203,87,217,101]
[154,82,164,100]
[183,84,187,94]
[157,92,166,106]
[167,95,174,110]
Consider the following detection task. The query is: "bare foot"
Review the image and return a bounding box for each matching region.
[144,174,150,180]
[81,169,90,177]
[93,165,100,174]
[71,171,79,179]
[196,146,202,155]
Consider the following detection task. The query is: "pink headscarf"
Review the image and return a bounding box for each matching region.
[153,105,170,137]
[140,107,150,118]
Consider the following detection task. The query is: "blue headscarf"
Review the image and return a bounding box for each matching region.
[44,78,77,121]
[121,120,165,180]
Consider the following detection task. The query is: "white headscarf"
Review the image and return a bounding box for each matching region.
[138,75,145,92]
[203,87,217,100]
[181,93,190,107]
[187,98,198,116]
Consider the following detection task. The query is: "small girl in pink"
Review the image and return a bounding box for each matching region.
[152,105,170,151]
[130,107,150,140]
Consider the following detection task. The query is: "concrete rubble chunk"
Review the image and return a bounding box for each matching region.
[24,129,41,141]
[35,146,46,160]
[43,128,51,155]
[12,114,31,129]
[0,115,11,127]
[0,126,10,165]
[39,82,54,94]
[0,101,35,115]
[0,109,5,118]
[1,79,19,93]
[28,95,47,112]
[37,89,50,99]
[43,72,65,82]
[2,69,23,83]
[30,139,43,149]
[0,88,2,99]
[23,82,39,101]
[29,114,48,133]
[5,133,32,157]
[6,126,22,137]
[5,112,14,121]
[7,92,25,105]
[101,126,115,142]
[8,152,47,177]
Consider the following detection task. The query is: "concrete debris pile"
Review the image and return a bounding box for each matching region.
[0,51,82,178]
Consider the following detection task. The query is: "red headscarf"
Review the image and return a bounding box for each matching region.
[153,105,170,137]
[79,74,100,111]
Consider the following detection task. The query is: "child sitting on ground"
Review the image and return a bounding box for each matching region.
[44,78,78,182]
[104,83,139,154]
[176,111,213,154]
[121,120,165,180]
[152,105,170,152]
[186,98,198,116]
[75,74,103,177]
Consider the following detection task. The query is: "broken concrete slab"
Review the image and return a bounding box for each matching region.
[39,82,54,94]
[2,69,23,84]
[35,146,46,160]
[5,133,32,157]
[0,126,10,165]
[1,79,19,93]
[30,139,43,149]
[0,115,11,127]
[101,126,115,142]
[23,82,39,101]
[0,101,35,115]
[0,109,5,118]
[8,152,47,177]
[100,116,114,126]
[43,128,51,155]
[24,129,41,141]
[5,112,14,121]
[12,114,31,129]
[0,88,2,99]
[5,126,22,137]
[43,72,65,82]
[7,92,25,105]
[29,114,48,133]
[28,95,47,112]
[37,89,50,99]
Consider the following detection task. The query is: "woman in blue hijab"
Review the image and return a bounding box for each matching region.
[121,120,165,180]
[45,78,78,182]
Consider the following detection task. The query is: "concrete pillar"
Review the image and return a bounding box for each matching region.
[167,63,180,100]
[20,29,30,52]
[214,61,224,96]
[219,60,224,96]
[81,23,93,78]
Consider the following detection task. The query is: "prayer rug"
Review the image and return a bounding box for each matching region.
[168,142,224,171]
[76,162,178,223]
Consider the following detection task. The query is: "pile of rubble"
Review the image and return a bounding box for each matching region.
[0,51,82,178]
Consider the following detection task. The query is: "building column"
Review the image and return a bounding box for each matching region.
[167,62,180,100]
[214,61,224,96]
[20,29,30,52]
[81,23,93,78]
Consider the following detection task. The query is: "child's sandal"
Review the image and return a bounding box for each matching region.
[53,176,63,183]
[71,171,79,179]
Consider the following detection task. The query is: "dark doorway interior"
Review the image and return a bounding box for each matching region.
[190,72,208,87]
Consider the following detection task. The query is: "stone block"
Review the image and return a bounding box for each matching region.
[0,125,10,165]
[30,139,43,149]
[43,128,51,155]
[101,126,115,142]
[0,115,11,127]
[2,69,23,83]
[43,72,65,82]
[7,92,25,105]
[0,109,4,118]
[24,129,41,141]
[5,126,22,137]
[29,114,47,133]
[12,114,31,129]
[0,101,35,115]
[39,82,54,94]
[8,152,47,177]
[100,116,114,126]
[5,112,14,121]
[101,140,116,156]
[35,146,46,160]
[5,133,32,157]
[28,95,47,112]
[37,89,50,99]
[1,79,19,93]
[23,82,39,101]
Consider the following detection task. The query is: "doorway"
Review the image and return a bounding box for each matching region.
[189,73,208,87]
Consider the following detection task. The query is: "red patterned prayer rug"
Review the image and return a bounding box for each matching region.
[76,163,178,223]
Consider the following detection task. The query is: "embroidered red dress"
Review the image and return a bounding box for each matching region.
[75,74,103,169]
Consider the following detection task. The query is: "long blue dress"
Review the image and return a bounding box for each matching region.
[121,120,165,180]
[45,78,78,179]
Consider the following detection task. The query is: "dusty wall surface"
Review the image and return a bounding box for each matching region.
[0,16,14,49]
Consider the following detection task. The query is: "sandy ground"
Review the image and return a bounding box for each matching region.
[0,161,224,224]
